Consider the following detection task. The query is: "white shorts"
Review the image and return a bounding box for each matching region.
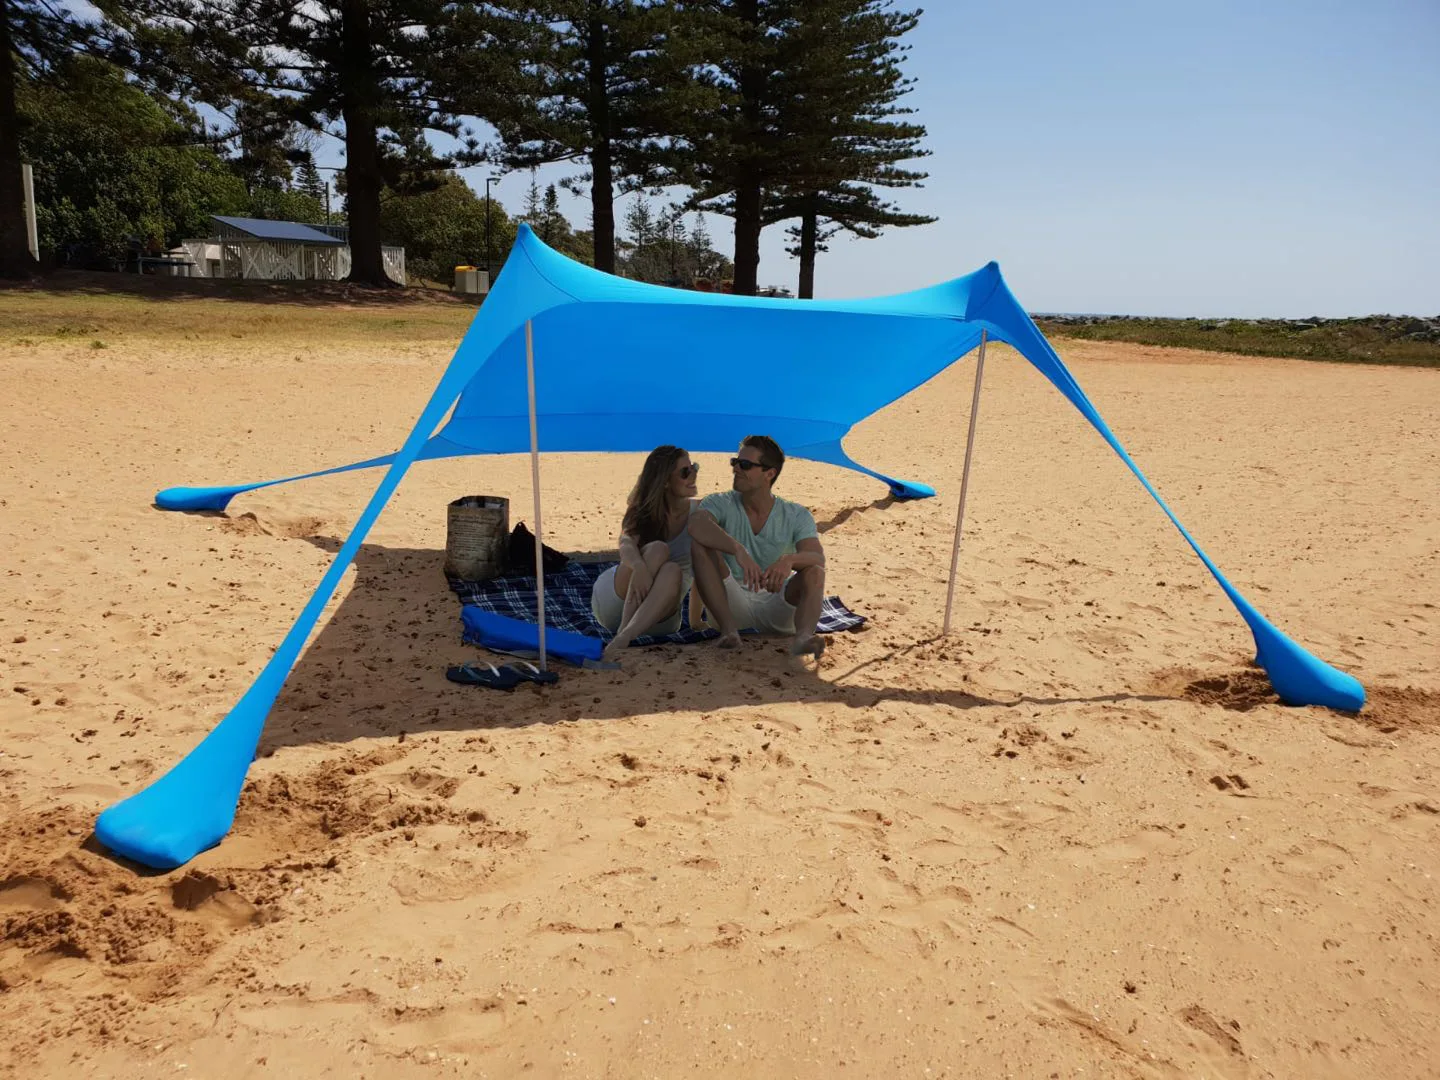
[591,565,684,637]
[704,575,797,636]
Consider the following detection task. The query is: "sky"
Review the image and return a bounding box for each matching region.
[307,1,1435,316]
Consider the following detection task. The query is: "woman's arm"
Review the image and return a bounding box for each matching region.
[615,532,653,601]
[618,533,646,570]
[687,510,742,554]
[690,510,764,590]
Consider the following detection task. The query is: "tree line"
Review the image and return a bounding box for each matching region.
[1,0,934,297]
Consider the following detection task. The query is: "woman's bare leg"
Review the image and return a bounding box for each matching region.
[605,562,684,660]
[687,580,703,632]
[620,541,671,629]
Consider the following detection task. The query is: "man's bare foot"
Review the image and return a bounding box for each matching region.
[789,634,825,659]
[716,631,742,649]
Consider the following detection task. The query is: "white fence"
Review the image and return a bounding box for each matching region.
[178,239,406,285]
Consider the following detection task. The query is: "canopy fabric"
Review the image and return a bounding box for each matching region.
[98,225,1365,870]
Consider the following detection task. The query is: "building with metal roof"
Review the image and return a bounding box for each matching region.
[211,216,348,246]
[176,216,405,284]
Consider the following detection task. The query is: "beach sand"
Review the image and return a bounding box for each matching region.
[2,318,1438,1078]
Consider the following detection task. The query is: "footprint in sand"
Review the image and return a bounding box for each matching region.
[1270,838,1354,885]
[1021,996,1167,1073]
[108,757,155,784]
[217,512,327,540]
[0,874,72,912]
[1178,1004,1248,1073]
[1180,669,1279,711]
[399,767,461,798]
[390,859,488,905]
[1207,773,1254,796]
[1066,825,1191,867]
[170,870,259,928]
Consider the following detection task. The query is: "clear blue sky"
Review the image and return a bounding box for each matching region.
[348,1,1437,316]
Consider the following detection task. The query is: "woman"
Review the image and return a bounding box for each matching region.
[592,445,699,660]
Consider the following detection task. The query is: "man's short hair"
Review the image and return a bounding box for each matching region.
[741,434,784,481]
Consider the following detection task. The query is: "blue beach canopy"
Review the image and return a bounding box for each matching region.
[96,225,1365,870]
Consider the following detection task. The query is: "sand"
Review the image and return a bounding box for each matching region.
[2,319,1438,1079]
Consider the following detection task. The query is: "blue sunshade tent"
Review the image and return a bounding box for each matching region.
[96,225,1365,870]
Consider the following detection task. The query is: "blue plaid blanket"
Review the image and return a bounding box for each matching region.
[449,561,865,648]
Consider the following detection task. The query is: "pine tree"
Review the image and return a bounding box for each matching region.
[521,169,543,224]
[623,194,655,248]
[782,183,932,296]
[768,0,933,298]
[664,0,808,295]
[667,0,931,297]
[660,203,686,246]
[99,0,510,285]
[485,0,677,273]
[541,183,564,243]
[688,211,729,280]
[296,160,326,204]
[689,210,712,259]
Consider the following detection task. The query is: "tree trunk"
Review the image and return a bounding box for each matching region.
[728,0,762,296]
[339,0,392,286]
[0,0,37,279]
[796,198,817,299]
[731,175,760,295]
[585,12,615,273]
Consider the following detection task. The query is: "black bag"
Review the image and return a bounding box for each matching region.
[508,522,570,577]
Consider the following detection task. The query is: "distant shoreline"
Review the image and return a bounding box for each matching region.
[1032,313,1440,368]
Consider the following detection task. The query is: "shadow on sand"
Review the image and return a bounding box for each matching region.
[247,525,1175,756]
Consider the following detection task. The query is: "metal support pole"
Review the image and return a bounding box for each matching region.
[485,176,496,282]
[525,319,548,670]
[943,329,989,635]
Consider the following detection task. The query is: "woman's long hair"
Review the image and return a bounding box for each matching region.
[622,445,688,547]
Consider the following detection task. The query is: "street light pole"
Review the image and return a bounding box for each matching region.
[484,176,497,282]
[670,216,679,284]
[312,164,345,229]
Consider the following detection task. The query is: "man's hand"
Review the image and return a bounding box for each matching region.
[735,549,764,591]
[761,554,793,593]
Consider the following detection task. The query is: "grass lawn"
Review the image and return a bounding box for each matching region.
[1036,315,1440,368]
[4,273,1436,368]
[0,272,477,349]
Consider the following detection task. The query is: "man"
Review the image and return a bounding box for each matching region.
[688,435,827,657]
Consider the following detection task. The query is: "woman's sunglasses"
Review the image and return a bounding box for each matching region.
[730,457,772,472]
[677,462,700,479]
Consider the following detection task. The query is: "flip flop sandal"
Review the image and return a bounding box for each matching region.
[507,662,559,686]
[445,662,522,690]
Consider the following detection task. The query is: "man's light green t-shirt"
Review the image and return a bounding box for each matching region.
[698,490,818,584]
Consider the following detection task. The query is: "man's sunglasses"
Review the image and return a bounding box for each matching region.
[730,457,772,472]
[677,462,700,479]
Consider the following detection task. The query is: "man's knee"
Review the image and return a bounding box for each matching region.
[786,563,824,604]
[693,544,724,577]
